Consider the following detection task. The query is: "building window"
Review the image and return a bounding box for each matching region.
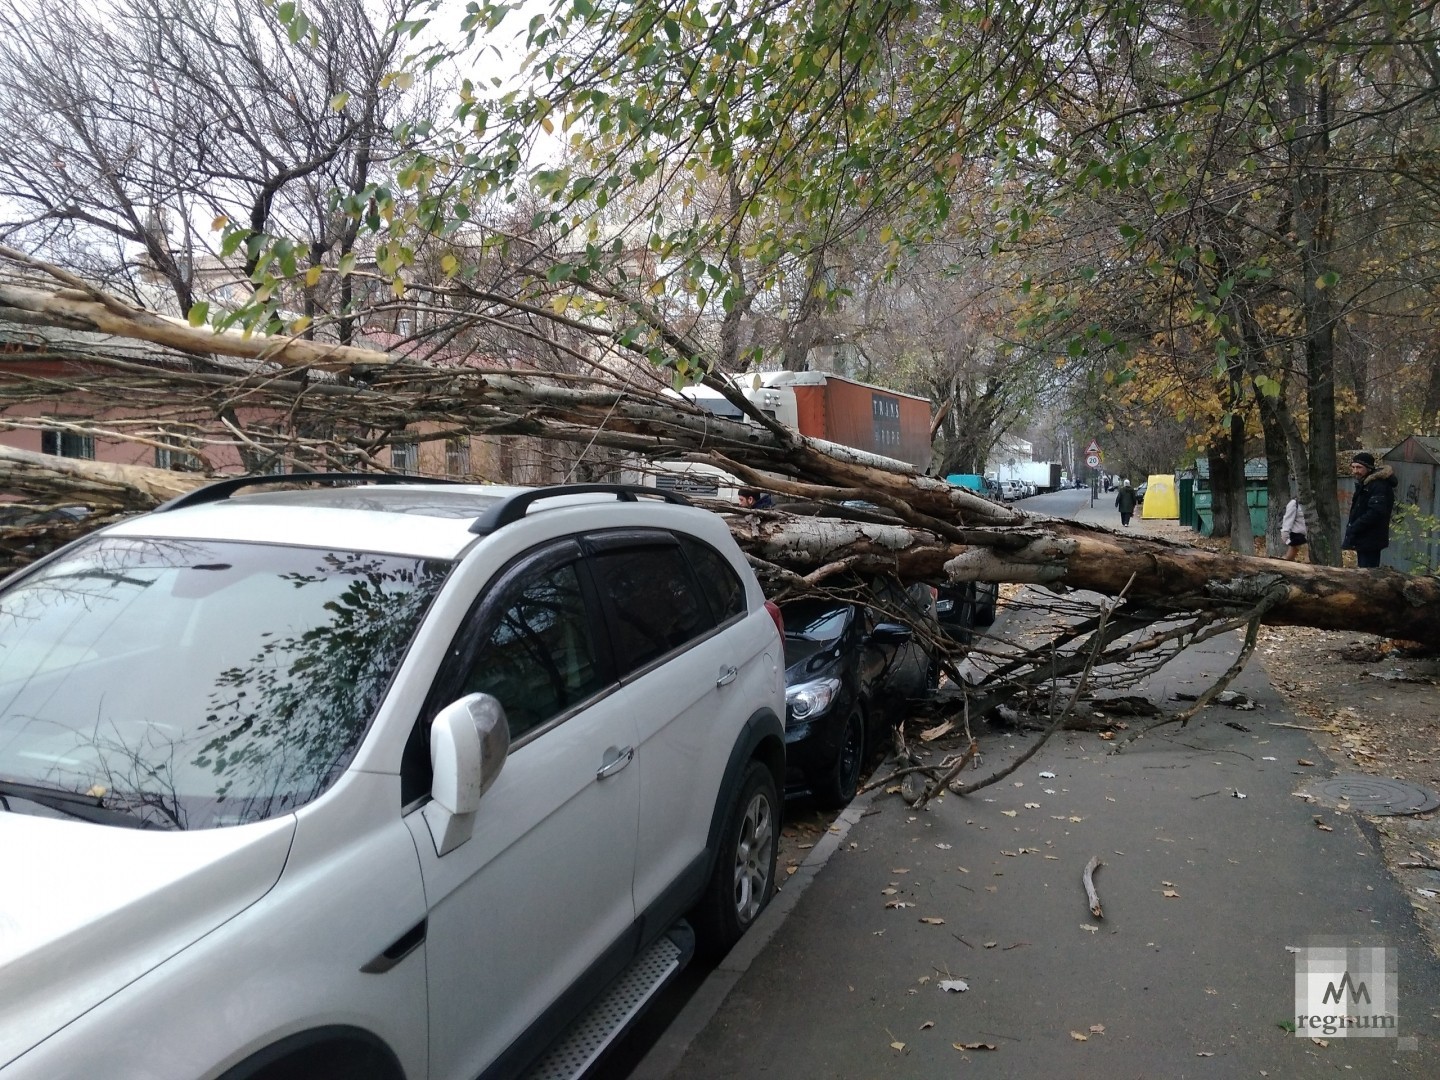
[391,441,419,474]
[41,430,95,459]
[155,429,202,471]
[445,438,470,478]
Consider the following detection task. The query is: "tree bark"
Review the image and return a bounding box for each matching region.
[4,271,1439,643]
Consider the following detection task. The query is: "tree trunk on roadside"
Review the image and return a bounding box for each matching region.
[6,275,1440,644]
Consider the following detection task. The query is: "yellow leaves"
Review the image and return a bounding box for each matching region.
[304,266,323,288]
[288,315,312,335]
[440,254,459,277]
[210,214,229,232]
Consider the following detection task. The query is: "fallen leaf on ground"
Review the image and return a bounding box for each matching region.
[1316,822,1334,832]
[1298,758,1315,766]
[1039,771,1056,778]
[920,916,945,925]
[1069,1030,1089,1041]
[891,1041,906,1051]
[1311,1037,1328,1047]
[1196,1051,1214,1056]
[1098,732,1115,741]
[935,842,952,850]
[939,979,969,992]
[984,941,998,948]
[785,865,798,875]
[920,1021,934,1031]
[1080,924,1099,933]
[1162,889,1181,898]
[1069,815,1083,823]
[1161,880,1175,887]
[881,887,898,895]
[1024,802,1041,809]
[1089,1024,1105,1034]
[1001,810,1018,817]
[886,900,915,909]
[953,1041,997,1051]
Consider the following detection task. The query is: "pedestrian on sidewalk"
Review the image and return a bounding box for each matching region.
[1115,480,1137,526]
[1342,452,1397,568]
[1281,495,1307,561]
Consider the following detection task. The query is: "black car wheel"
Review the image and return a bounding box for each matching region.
[693,761,778,958]
[815,705,865,809]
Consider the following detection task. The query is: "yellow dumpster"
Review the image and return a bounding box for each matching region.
[1140,473,1179,519]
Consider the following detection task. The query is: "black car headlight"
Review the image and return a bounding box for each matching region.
[786,677,841,725]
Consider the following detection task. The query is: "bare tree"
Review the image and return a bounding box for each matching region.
[0,0,433,326]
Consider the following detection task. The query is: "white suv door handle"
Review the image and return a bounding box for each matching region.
[716,665,738,687]
[596,745,634,780]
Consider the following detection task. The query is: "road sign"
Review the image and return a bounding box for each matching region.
[1085,439,1101,455]
[1085,453,1100,468]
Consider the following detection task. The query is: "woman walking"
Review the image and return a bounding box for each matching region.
[1281,496,1307,561]
[1115,481,1137,526]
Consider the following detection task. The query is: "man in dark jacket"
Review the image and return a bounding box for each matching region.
[1342,452,1398,568]
[738,487,774,510]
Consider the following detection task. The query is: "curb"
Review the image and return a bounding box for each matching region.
[626,779,883,1080]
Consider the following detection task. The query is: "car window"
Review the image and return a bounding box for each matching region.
[588,538,716,676]
[459,560,608,742]
[678,535,747,624]
[0,537,449,829]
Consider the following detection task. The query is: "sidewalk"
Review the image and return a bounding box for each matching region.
[634,494,1440,1077]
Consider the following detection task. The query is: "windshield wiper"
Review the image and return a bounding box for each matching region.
[0,779,157,829]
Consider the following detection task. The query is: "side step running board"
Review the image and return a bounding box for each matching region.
[522,924,694,1080]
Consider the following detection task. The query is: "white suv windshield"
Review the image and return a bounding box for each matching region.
[0,537,449,830]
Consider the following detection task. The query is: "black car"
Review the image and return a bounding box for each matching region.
[935,580,998,643]
[780,595,935,807]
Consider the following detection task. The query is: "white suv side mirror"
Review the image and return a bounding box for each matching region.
[422,694,510,855]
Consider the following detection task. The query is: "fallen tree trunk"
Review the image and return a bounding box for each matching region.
[736,514,1440,641]
[2,269,1438,643]
[3,450,1436,642]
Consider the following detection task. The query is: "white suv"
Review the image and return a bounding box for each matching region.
[0,478,786,1080]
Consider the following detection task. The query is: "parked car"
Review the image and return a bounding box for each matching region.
[1135,480,1149,504]
[780,585,937,807]
[935,580,999,643]
[0,476,786,1080]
